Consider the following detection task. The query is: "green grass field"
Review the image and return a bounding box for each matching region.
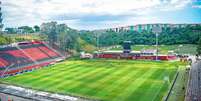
[1,59,186,101]
[110,44,197,55]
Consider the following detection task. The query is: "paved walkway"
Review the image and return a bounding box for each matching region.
[185,57,201,101]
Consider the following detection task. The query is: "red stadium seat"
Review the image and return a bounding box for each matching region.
[0,41,63,76]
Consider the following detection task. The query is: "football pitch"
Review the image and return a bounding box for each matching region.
[1,59,186,101]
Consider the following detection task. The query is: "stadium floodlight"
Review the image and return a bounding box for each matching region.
[152,26,162,61]
[123,41,132,53]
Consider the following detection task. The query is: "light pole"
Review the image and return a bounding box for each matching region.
[152,26,162,61]
[96,32,99,51]
[156,32,159,61]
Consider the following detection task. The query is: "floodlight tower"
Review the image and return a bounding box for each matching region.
[152,26,162,61]
[0,1,3,32]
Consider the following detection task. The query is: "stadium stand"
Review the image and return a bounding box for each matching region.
[0,41,64,77]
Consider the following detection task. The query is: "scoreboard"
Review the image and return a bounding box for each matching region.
[123,41,132,53]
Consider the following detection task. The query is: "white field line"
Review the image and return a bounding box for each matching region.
[114,68,157,101]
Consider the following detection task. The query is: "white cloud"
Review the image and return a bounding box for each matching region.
[159,0,192,11]
[192,5,201,8]
[1,0,192,29]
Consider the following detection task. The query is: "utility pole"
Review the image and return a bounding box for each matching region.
[0,1,3,33]
[96,32,99,51]
[156,32,159,60]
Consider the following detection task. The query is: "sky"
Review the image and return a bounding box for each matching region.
[1,0,201,30]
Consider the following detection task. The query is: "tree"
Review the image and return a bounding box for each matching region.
[39,22,201,54]
[0,35,12,45]
[34,25,40,32]
[5,28,16,34]
[18,26,34,33]
[79,31,96,46]
[90,25,201,46]
[40,22,57,44]
[197,38,201,56]
[40,22,81,52]
[0,35,7,45]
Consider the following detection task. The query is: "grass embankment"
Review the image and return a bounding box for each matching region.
[110,44,197,55]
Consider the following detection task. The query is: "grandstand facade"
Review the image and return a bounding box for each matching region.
[0,41,64,78]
